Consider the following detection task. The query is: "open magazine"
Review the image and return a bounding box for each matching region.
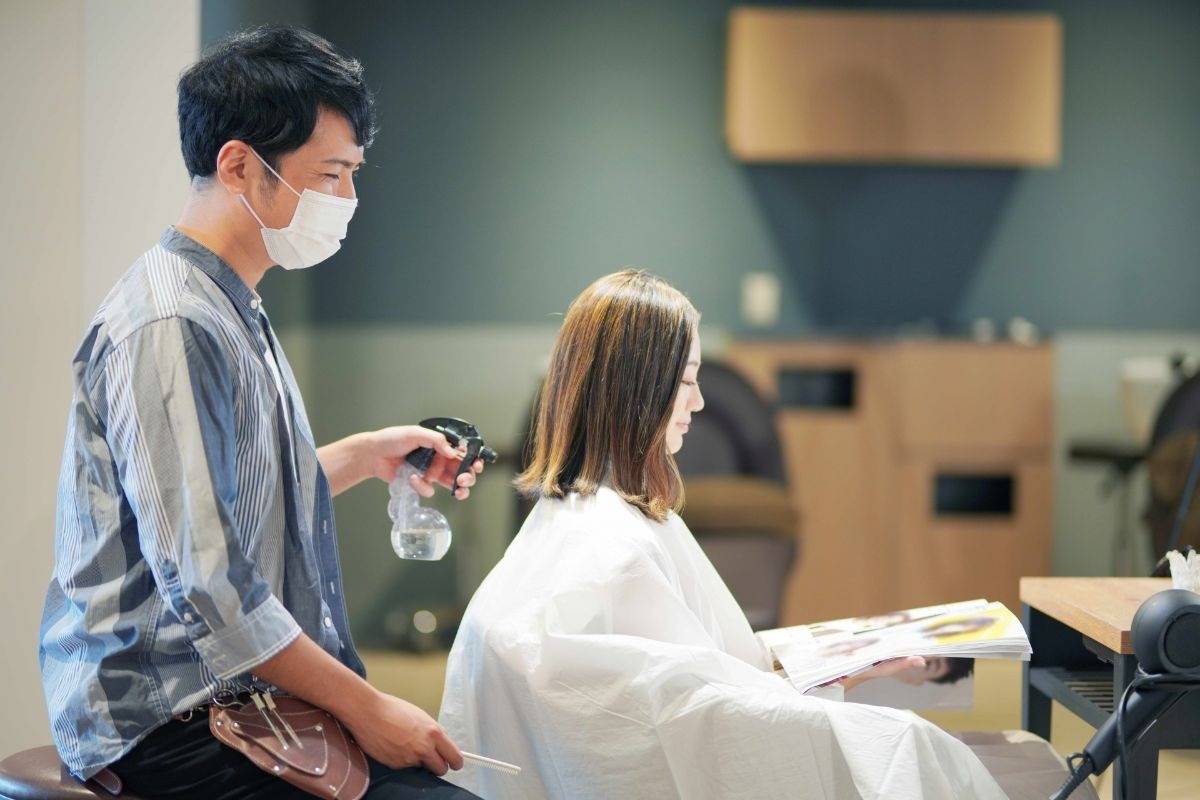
[757,599,1031,704]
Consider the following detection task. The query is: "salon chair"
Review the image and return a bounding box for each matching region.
[514,360,800,631]
[1144,367,1200,563]
[1068,357,1200,575]
[0,747,138,800]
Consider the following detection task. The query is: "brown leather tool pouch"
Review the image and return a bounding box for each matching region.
[209,695,369,800]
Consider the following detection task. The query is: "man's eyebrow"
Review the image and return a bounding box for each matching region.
[322,158,365,169]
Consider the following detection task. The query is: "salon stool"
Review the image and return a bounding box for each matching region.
[0,747,139,800]
[955,730,1099,800]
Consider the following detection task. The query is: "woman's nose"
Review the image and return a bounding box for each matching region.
[691,386,705,412]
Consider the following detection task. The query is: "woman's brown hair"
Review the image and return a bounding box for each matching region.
[516,269,699,521]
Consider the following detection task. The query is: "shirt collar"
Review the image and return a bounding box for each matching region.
[159,226,265,329]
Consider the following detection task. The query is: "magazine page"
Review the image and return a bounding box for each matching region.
[758,600,1030,695]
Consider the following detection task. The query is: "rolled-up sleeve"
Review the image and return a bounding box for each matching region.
[104,317,300,679]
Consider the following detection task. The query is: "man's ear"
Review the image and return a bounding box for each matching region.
[214,140,253,195]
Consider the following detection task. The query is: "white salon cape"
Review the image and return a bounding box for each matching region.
[439,488,1007,799]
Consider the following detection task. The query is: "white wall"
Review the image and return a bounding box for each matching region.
[83,2,200,312]
[0,1,85,758]
[0,0,197,758]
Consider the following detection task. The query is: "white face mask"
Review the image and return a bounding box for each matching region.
[238,147,358,270]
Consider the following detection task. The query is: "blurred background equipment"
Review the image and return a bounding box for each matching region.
[740,271,782,329]
[1069,353,1200,576]
[674,361,798,631]
[1051,588,1200,799]
[1121,355,1185,446]
[1143,364,1200,565]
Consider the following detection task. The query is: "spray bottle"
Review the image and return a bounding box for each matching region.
[389,417,498,560]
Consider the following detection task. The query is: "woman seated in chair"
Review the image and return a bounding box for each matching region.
[439,271,1005,800]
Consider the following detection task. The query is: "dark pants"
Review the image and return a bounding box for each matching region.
[110,715,480,799]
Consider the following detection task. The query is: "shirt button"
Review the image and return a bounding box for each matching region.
[250,298,260,310]
[183,612,194,623]
[324,616,333,628]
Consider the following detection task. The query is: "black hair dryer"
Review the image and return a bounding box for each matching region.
[388,418,498,561]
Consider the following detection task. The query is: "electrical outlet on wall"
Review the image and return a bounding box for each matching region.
[741,271,780,329]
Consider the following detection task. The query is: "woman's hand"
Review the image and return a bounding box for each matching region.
[838,656,927,691]
[365,425,485,499]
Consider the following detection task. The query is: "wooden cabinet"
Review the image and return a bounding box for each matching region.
[886,343,1053,452]
[894,456,1053,611]
[726,340,1053,624]
[725,9,1062,166]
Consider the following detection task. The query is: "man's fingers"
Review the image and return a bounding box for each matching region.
[452,470,474,500]
[407,471,436,498]
[411,448,482,500]
[435,729,464,771]
[421,747,449,776]
[410,428,460,460]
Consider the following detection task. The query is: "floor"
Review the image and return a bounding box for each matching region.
[362,652,1200,798]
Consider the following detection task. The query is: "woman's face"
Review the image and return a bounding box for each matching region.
[665,332,704,455]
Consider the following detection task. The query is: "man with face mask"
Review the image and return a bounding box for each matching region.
[38,26,481,799]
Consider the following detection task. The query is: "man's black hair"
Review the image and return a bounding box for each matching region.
[177,25,376,180]
[931,657,975,686]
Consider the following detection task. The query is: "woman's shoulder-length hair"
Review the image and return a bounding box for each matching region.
[515,269,699,522]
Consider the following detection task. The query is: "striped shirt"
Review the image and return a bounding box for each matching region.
[39,228,364,779]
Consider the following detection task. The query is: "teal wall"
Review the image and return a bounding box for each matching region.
[201,0,1200,334]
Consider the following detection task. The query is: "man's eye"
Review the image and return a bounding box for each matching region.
[323,173,340,180]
